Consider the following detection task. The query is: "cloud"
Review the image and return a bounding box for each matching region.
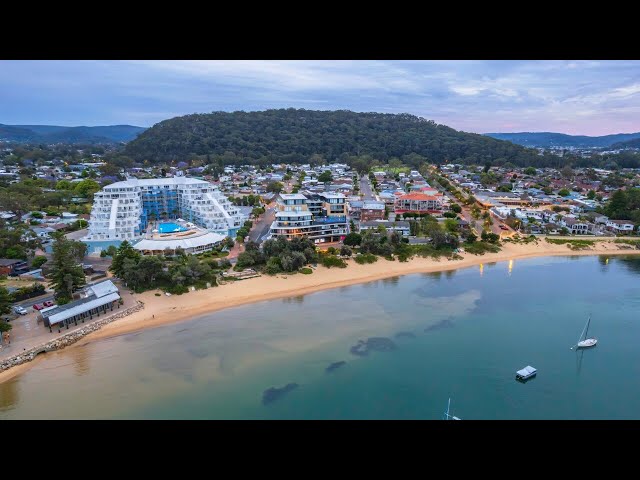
[0,60,639,135]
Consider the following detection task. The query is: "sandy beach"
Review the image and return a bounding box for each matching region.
[83,240,640,344]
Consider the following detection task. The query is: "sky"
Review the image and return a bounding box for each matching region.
[1,60,639,136]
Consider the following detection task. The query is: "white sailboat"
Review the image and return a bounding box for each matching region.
[443,397,461,420]
[572,315,597,350]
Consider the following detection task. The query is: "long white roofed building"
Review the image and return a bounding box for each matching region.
[84,177,245,242]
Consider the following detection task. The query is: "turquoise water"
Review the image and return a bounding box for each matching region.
[1,255,640,419]
[158,222,187,233]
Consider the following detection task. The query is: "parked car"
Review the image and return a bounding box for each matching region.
[500,225,509,230]
[14,305,28,316]
[33,303,44,311]
[43,300,55,307]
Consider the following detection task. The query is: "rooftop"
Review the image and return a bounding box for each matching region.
[103,177,210,189]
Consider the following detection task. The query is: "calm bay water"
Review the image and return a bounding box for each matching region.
[1,255,640,419]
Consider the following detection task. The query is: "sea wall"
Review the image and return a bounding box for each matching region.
[0,301,145,373]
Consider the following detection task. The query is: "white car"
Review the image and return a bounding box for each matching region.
[13,305,28,316]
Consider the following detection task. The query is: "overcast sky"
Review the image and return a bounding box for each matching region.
[1,60,639,136]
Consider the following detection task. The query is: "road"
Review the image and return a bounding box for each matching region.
[359,175,376,201]
[248,204,276,244]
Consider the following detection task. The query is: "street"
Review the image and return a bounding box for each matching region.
[248,204,276,244]
[359,175,376,200]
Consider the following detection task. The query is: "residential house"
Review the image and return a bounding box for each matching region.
[606,220,635,233]
[359,220,410,236]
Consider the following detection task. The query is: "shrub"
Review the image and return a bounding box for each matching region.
[321,255,347,268]
[300,267,313,274]
[265,257,282,275]
[354,253,378,264]
[218,259,232,270]
[32,256,48,269]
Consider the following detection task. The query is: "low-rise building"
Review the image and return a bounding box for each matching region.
[0,259,29,277]
[394,192,443,215]
[40,280,121,332]
[359,220,410,236]
[606,220,635,233]
[560,217,594,235]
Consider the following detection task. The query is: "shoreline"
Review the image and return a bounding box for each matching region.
[70,240,640,343]
[1,240,639,384]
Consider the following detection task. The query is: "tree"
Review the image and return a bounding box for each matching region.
[444,218,459,233]
[465,233,477,243]
[32,256,48,269]
[266,181,284,193]
[586,190,596,200]
[524,167,537,176]
[561,166,573,179]
[340,245,352,257]
[450,203,462,214]
[73,179,101,198]
[318,170,333,183]
[558,188,571,197]
[0,321,12,334]
[343,232,362,246]
[49,237,87,304]
[481,231,500,243]
[0,286,11,315]
[110,240,141,278]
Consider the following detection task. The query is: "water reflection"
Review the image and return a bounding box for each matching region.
[508,259,514,276]
[0,380,18,410]
[381,276,400,286]
[479,263,484,277]
[73,346,91,376]
[282,295,305,304]
[444,270,455,279]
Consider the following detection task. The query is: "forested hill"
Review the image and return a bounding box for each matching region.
[124,109,545,166]
[612,138,640,149]
[485,131,640,148]
[0,124,146,144]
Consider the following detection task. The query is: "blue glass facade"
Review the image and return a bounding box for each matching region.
[140,189,180,230]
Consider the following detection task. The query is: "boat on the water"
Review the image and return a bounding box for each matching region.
[572,315,597,350]
[443,397,461,420]
[516,365,537,381]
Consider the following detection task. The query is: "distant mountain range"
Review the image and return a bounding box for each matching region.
[0,124,146,144]
[484,131,640,148]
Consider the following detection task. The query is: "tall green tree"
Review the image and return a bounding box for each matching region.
[318,170,333,183]
[49,237,87,304]
[0,286,12,315]
[110,240,141,278]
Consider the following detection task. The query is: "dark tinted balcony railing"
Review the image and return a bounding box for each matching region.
[313,216,347,224]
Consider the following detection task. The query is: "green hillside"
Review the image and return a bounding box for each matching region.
[124,108,545,166]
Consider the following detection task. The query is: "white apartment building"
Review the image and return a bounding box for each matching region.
[85,177,245,242]
[269,192,349,243]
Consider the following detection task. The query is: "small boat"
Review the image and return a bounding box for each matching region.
[515,365,537,381]
[572,315,597,350]
[443,397,461,420]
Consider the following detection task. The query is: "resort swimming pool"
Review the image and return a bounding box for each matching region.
[158,222,188,233]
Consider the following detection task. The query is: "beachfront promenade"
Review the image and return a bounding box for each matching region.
[0,279,138,362]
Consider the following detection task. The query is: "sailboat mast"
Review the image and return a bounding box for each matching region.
[584,316,591,338]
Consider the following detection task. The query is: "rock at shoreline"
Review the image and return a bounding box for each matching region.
[349,337,397,356]
[395,331,416,339]
[262,383,299,405]
[326,361,346,373]
[424,318,454,332]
